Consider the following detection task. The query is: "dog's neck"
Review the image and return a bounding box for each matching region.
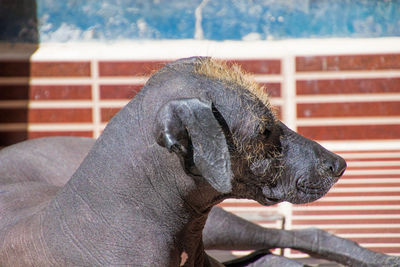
[41,104,222,266]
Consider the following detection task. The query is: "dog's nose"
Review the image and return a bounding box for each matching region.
[328,155,347,178]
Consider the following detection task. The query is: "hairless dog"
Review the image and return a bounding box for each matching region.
[0,57,396,266]
[1,136,398,266]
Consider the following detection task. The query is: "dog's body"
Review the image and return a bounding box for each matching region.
[1,136,399,267]
[0,57,351,266]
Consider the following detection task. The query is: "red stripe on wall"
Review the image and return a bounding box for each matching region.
[348,237,400,244]
[296,54,400,72]
[227,59,281,74]
[28,108,92,123]
[324,228,400,234]
[302,200,400,206]
[101,108,121,122]
[345,157,400,162]
[30,61,91,77]
[298,125,400,140]
[341,174,400,179]
[30,85,92,100]
[347,166,400,171]
[293,209,400,216]
[99,61,168,77]
[326,192,400,197]
[334,183,400,188]
[297,78,400,95]
[298,101,400,118]
[290,247,400,255]
[293,218,400,225]
[338,150,400,154]
[28,131,93,139]
[100,84,142,100]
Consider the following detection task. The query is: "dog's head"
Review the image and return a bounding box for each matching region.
[227,117,347,205]
[154,57,346,205]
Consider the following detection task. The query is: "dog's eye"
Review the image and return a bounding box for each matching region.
[258,124,272,138]
[257,124,272,139]
[263,128,271,138]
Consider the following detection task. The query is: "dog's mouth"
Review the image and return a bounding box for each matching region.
[297,183,324,195]
[259,186,284,205]
[295,177,333,203]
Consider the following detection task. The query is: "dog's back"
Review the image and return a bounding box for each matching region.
[0,137,94,244]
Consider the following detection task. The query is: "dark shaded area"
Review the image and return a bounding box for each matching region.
[0,64,30,147]
[0,0,38,43]
[0,0,38,147]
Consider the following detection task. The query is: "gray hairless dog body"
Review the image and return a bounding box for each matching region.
[1,137,398,266]
[0,57,398,266]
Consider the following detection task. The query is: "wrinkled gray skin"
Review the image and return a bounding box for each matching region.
[206,206,400,267]
[0,57,357,266]
[1,137,399,267]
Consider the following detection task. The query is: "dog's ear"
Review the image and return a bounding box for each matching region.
[154,98,232,194]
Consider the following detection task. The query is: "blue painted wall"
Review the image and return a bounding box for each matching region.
[36,0,400,42]
[1,0,399,43]
[201,0,400,40]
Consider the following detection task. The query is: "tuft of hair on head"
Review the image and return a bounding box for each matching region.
[194,57,271,108]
